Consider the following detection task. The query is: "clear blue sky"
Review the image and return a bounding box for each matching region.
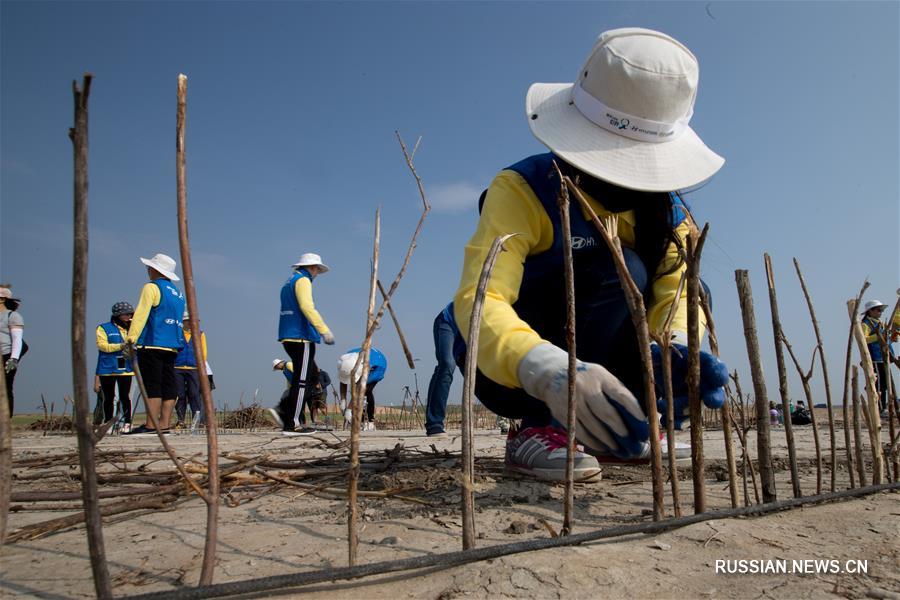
[1,1,897,415]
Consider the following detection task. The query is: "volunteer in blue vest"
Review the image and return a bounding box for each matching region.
[338,347,387,431]
[94,301,135,431]
[273,358,332,428]
[124,253,186,436]
[861,300,898,416]
[452,28,729,482]
[272,253,335,435]
[424,302,466,437]
[174,308,208,428]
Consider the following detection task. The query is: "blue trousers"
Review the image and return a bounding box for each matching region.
[425,311,458,434]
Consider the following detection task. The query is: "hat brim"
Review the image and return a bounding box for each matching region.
[291,262,330,273]
[526,83,725,192]
[140,257,180,281]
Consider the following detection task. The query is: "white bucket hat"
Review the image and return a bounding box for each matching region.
[0,287,20,302]
[140,253,180,281]
[526,27,724,192]
[291,252,329,273]
[272,358,286,370]
[861,300,888,314]
[338,352,363,385]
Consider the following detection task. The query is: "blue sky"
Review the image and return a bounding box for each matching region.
[1,1,897,415]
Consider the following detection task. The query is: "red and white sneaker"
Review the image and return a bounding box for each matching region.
[505,426,601,482]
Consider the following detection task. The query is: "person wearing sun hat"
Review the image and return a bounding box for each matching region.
[274,252,335,435]
[860,299,897,415]
[452,28,729,482]
[0,285,25,414]
[124,253,186,435]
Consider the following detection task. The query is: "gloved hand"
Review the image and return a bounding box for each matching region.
[321,331,335,345]
[518,343,649,458]
[122,342,136,359]
[5,357,18,374]
[651,342,729,429]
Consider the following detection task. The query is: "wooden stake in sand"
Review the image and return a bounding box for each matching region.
[699,290,739,509]
[781,335,824,494]
[735,270,777,503]
[840,283,869,488]
[565,177,665,520]
[685,227,709,514]
[847,300,884,484]
[554,169,578,535]
[763,254,801,498]
[851,366,868,487]
[68,73,112,599]
[377,280,415,370]
[175,74,220,586]
[461,234,516,548]
[793,258,838,492]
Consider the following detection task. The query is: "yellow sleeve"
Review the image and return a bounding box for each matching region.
[646,220,707,341]
[862,320,879,344]
[96,325,124,353]
[200,331,208,362]
[453,170,554,388]
[295,277,331,336]
[126,283,161,344]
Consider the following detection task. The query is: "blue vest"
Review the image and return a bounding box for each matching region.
[503,153,685,358]
[863,317,886,362]
[175,331,200,368]
[349,346,387,384]
[96,321,133,375]
[137,279,186,350]
[278,269,321,342]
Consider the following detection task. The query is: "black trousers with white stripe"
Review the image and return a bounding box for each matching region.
[278,341,318,430]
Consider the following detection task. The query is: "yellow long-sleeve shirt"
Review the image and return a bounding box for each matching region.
[453,169,703,389]
[282,276,331,343]
[175,330,208,370]
[96,323,134,376]
[126,282,176,351]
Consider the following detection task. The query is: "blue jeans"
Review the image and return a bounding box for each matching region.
[425,311,457,434]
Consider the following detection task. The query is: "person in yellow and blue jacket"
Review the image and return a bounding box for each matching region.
[94,301,135,431]
[124,253,186,436]
[174,309,208,428]
[860,300,898,415]
[452,28,729,483]
[271,253,335,436]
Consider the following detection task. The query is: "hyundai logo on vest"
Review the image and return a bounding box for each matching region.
[571,236,597,250]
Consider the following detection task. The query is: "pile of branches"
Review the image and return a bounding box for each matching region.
[220,404,270,430]
[27,416,74,432]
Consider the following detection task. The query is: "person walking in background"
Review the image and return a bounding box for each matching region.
[424,302,466,438]
[94,301,135,432]
[0,285,25,414]
[861,299,897,416]
[338,347,387,431]
[124,253,186,436]
[451,28,728,482]
[272,253,335,435]
[272,359,332,430]
[174,309,207,428]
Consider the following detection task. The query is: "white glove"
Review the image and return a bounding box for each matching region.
[321,331,335,345]
[517,343,650,457]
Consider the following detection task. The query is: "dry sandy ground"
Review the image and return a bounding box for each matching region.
[2,421,898,599]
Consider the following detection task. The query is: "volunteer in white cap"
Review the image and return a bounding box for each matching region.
[0,285,25,414]
[860,300,898,415]
[272,252,335,435]
[124,253,186,435]
[452,28,729,482]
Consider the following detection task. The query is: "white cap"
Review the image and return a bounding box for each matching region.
[861,300,888,314]
[272,359,286,370]
[337,352,364,384]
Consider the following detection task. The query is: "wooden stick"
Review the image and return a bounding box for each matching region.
[565,178,664,520]
[555,169,577,535]
[0,349,10,544]
[461,233,516,548]
[841,284,869,488]
[851,366,868,487]
[734,270,777,502]
[781,336,824,493]
[699,289,738,509]
[793,258,837,491]
[686,227,708,514]
[729,372,760,504]
[377,280,415,370]
[67,73,112,599]
[175,73,220,587]
[879,294,900,482]
[348,207,380,567]
[763,254,801,497]
[847,300,884,484]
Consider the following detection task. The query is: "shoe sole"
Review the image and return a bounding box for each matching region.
[505,464,602,483]
[280,429,318,437]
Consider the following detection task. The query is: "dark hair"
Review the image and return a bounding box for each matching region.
[4,299,20,312]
